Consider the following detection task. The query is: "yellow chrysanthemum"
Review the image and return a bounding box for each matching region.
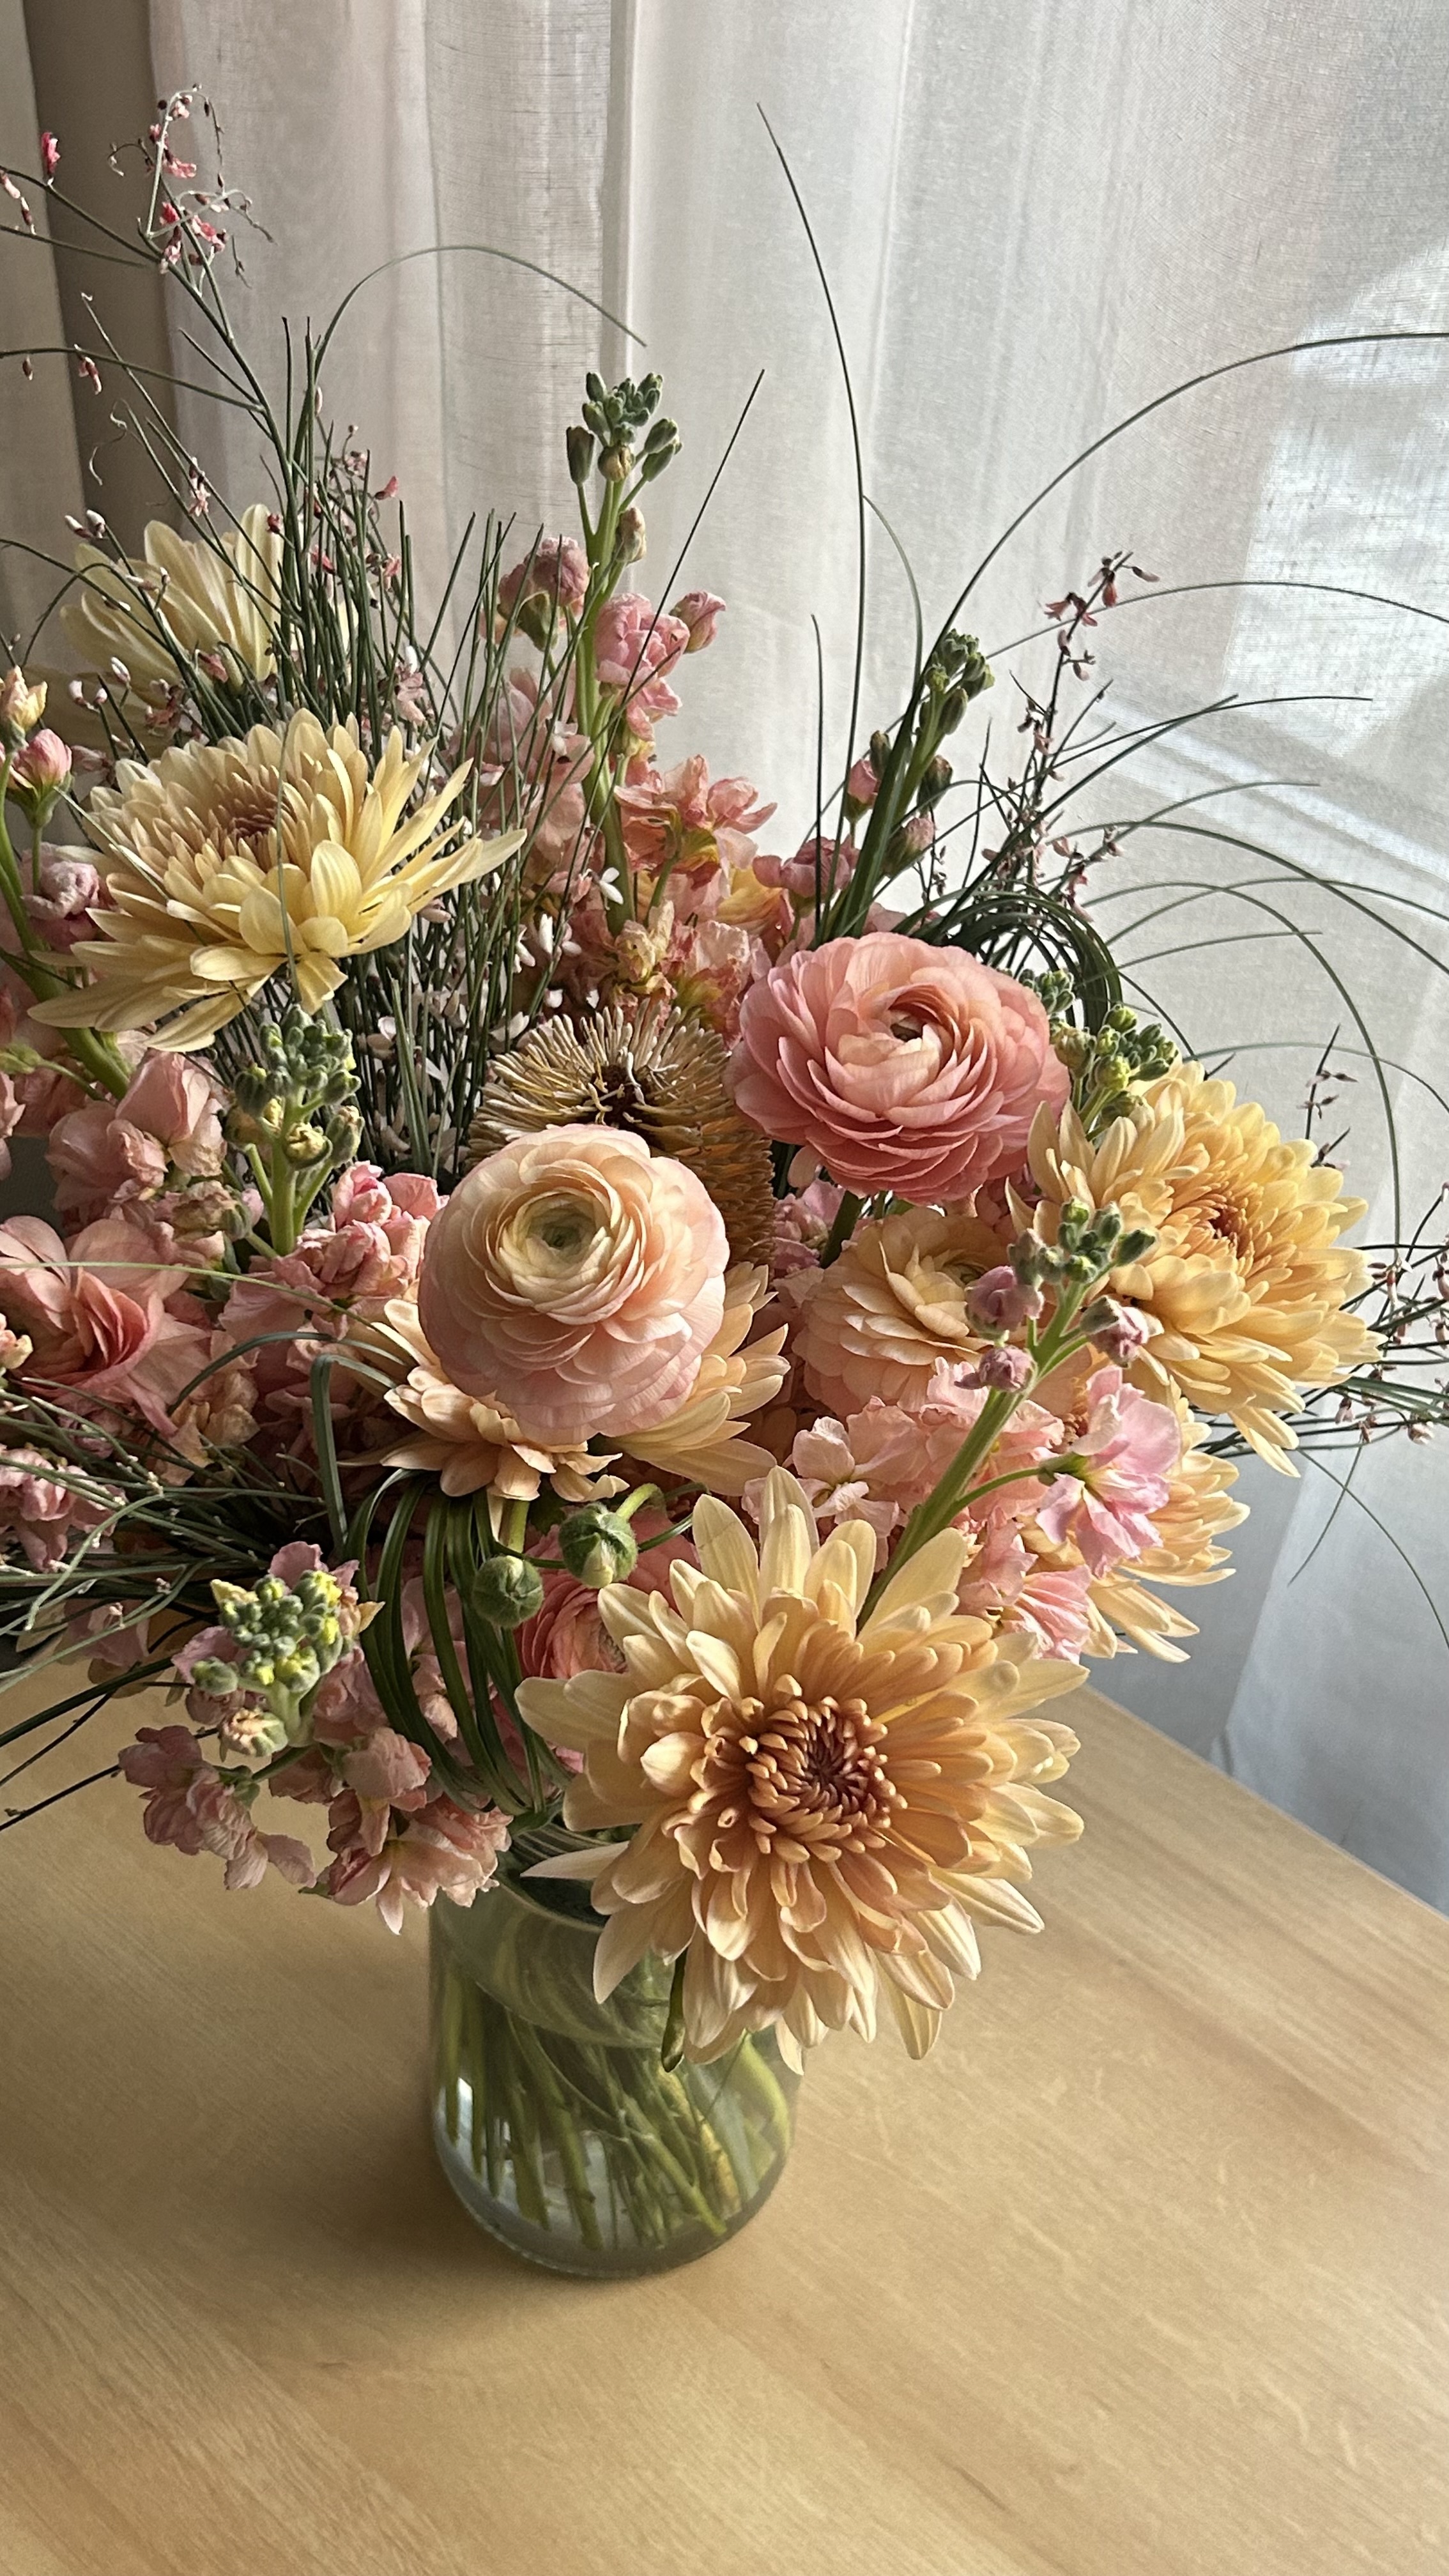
[1027,1063,1377,1466]
[34,713,521,1048]
[620,1264,788,1494]
[519,1469,1084,2064]
[61,507,282,698]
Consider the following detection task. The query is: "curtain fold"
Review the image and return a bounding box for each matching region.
[4,0,1448,1897]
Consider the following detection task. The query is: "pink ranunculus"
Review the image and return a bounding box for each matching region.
[731,932,1070,1203]
[418,1124,728,1444]
[670,588,725,652]
[592,594,691,723]
[324,1790,509,1933]
[498,535,589,624]
[1034,1366,1183,1576]
[48,1050,224,1222]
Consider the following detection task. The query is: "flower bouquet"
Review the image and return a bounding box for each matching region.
[0,97,1437,2277]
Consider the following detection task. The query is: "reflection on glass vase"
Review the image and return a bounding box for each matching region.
[430,1874,801,2278]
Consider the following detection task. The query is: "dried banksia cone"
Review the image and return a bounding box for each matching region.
[468,1002,776,1265]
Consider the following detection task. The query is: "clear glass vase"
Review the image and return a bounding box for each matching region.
[429,1876,800,2277]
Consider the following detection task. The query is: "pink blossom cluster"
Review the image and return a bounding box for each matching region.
[120,1545,510,1931]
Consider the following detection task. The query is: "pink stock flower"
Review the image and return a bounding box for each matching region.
[1034,1367,1183,1576]
[0,1212,211,1434]
[754,833,858,907]
[732,932,1070,1202]
[616,754,774,889]
[324,1790,509,1933]
[967,1263,1043,1333]
[49,1051,224,1222]
[118,1725,315,1890]
[418,1124,728,1443]
[967,1343,1036,1392]
[846,753,880,809]
[770,1179,849,1276]
[0,976,87,1133]
[1005,1561,1096,1659]
[498,536,589,625]
[24,844,102,953]
[592,594,690,723]
[670,588,725,652]
[9,727,72,808]
[340,1727,433,1852]
[218,1165,438,1432]
[0,1445,111,1568]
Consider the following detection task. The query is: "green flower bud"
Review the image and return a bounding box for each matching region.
[190,1657,240,1698]
[469,1552,546,1630]
[557,1505,640,1590]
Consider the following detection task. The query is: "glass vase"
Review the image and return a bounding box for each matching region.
[429,1876,799,2278]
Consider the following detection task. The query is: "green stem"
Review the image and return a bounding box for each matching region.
[864,1282,1091,1616]
[820,1190,863,1266]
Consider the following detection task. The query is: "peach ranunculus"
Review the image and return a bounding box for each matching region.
[48,1052,226,1223]
[731,931,1069,1202]
[417,1125,729,1444]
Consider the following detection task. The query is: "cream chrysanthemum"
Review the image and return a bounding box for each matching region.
[784,1205,1006,1417]
[1027,1063,1377,1464]
[62,507,283,698]
[519,1469,1084,2064]
[35,714,520,1047]
[620,1264,788,1494]
[379,1302,619,1517]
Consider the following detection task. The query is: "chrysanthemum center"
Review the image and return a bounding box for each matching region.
[707,1672,901,1856]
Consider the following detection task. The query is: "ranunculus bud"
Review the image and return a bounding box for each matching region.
[557,1505,639,1590]
[967,1263,1044,1335]
[9,728,72,816]
[0,666,47,746]
[469,1552,546,1630]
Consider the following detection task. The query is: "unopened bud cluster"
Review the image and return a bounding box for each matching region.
[571,372,678,489]
[193,1565,361,1740]
[1028,1199,1157,1293]
[227,1005,362,1175]
[1047,1001,1177,1136]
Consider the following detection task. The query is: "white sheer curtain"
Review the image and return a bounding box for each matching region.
[10,1,1449,1897]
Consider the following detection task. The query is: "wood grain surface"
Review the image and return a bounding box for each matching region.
[2,1677,1446,2576]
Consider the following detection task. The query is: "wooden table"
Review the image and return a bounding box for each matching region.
[2,1678,1446,2576]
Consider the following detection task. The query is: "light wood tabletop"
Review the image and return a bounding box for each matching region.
[2,1676,1446,2576]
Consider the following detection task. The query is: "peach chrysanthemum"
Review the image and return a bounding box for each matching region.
[518,1469,1085,2063]
[34,714,519,1048]
[783,1204,1006,1417]
[379,1305,620,1517]
[620,1264,788,1494]
[1027,1062,1377,1465]
[62,507,283,699]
